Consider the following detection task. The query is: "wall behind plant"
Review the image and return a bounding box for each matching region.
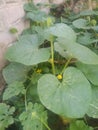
[0,0,27,70]
[0,0,65,92]
[0,0,65,69]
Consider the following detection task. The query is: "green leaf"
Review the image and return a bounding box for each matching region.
[28,83,40,102]
[0,103,15,130]
[19,102,48,130]
[72,18,97,30]
[5,35,50,65]
[3,81,25,100]
[49,23,76,44]
[73,10,98,20]
[38,67,91,118]
[57,38,98,64]
[54,42,68,58]
[87,86,98,118]
[24,3,38,12]
[69,120,93,130]
[76,62,98,86]
[80,10,98,16]
[77,33,94,45]
[34,26,48,43]
[26,10,47,22]
[3,63,30,84]
[92,26,98,32]
[73,18,88,29]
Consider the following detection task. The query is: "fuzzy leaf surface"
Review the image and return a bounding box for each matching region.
[49,23,76,44]
[6,35,50,65]
[38,67,91,118]
[57,38,98,64]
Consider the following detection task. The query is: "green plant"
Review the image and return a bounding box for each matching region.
[0,103,15,130]
[1,1,98,130]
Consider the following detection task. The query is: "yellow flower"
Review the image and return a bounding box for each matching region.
[57,74,62,80]
[36,69,42,73]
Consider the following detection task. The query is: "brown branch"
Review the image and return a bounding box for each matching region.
[54,58,77,64]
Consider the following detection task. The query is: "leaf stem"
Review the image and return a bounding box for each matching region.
[24,89,27,111]
[60,57,72,75]
[40,119,51,130]
[36,116,51,130]
[24,83,32,111]
[50,36,55,75]
[24,86,30,111]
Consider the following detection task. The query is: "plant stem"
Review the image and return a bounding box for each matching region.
[36,116,51,130]
[60,57,72,75]
[24,89,27,111]
[40,119,51,130]
[50,36,55,75]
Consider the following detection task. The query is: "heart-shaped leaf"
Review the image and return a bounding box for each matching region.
[38,67,91,118]
[6,35,50,65]
[57,38,98,64]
